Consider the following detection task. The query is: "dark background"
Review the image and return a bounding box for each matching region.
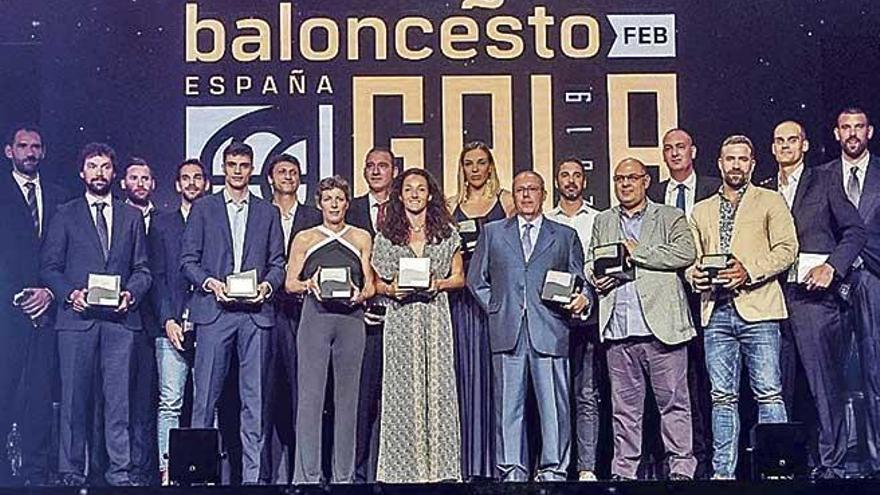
[2,0,879,205]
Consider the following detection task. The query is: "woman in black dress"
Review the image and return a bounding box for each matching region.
[447,141,515,480]
[285,176,375,484]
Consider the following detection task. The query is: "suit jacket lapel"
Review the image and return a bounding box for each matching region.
[107,200,126,265]
[79,198,106,262]
[502,217,526,264]
[529,217,556,263]
[639,202,661,244]
[860,156,880,218]
[791,167,812,213]
[241,198,258,267]
[214,193,234,255]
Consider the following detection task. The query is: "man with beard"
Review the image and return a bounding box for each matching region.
[119,157,159,485]
[645,128,719,479]
[819,107,880,478]
[688,135,797,479]
[761,121,865,479]
[259,154,320,483]
[148,159,208,485]
[180,141,285,484]
[40,142,151,486]
[348,147,398,483]
[545,158,601,481]
[0,125,68,486]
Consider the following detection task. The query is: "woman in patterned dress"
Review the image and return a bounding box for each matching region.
[447,141,514,480]
[371,168,464,483]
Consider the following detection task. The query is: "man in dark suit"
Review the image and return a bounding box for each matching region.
[119,157,159,486]
[40,142,151,487]
[467,170,593,481]
[645,128,719,478]
[0,125,68,486]
[764,120,865,479]
[149,158,208,485]
[349,147,398,483]
[259,153,320,483]
[819,107,880,478]
[180,141,285,484]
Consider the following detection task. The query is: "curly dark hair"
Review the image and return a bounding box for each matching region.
[381,168,454,246]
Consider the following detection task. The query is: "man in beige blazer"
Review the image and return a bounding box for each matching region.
[688,135,798,479]
[588,158,697,481]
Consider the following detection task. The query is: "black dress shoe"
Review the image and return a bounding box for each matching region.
[669,473,693,481]
[863,470,880,480]
[610,474,635,482]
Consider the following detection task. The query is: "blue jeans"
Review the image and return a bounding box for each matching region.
[704,302,787,479]
[155,337,190,471]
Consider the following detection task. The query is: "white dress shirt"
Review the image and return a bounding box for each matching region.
[546,201,600,259]
[664,171,698,216]
[778,164,805,210]
[85,191,113,247]
[12,170,43,236]
[126,200,155,233]
[277,201,298,248]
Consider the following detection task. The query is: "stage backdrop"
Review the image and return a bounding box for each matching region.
[3,1,880,208]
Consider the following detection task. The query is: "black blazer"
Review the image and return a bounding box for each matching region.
[347,194,376,236]
[821,155,880,280]
[0,172,69,322]
[148,208,189,337]
[762,167,866,281]
[647,174,721,205]
[40,197,152,331]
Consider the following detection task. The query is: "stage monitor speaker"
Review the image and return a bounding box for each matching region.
[168,427,221,486]
[749,422,809,480]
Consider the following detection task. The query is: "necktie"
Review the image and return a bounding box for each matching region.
[675,183,687,212]
[232,203,245,273]
[375,202,387,231]
[847,166,862,208]
[94,202,109,260]
[24,182,39,236]
[522,223,533,261]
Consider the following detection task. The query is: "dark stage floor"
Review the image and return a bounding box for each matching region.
[2,481,880,495]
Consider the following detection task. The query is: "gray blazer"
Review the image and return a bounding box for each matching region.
[467,216,594,357]
[587,200,696,346]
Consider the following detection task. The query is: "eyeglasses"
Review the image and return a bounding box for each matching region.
[365,162,392,172]
[514,185,543,195]
[612,173,647,184]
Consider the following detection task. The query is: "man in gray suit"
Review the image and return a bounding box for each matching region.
[468,170,593,481]
[588,158,698,480]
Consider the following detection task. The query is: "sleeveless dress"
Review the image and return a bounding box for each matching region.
[293,226,366,484]
[372,230,462,483]
[450,197,506,480]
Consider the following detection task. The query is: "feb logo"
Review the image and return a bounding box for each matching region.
[185,105,310,200]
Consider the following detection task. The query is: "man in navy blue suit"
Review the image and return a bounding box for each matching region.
[467,170,593,481]
[819,107,880,478]
[0,125,69,486]
[180,141,286,484]
[40,142,151,487]
[764,120,865,479]
[148,158,208,485]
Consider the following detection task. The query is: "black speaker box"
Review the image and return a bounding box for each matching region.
[169,427,221,486]
[749,422,809,480]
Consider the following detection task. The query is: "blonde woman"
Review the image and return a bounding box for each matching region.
[447,141,513,480]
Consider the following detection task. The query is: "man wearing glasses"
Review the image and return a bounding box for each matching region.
[588,158,698,481]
